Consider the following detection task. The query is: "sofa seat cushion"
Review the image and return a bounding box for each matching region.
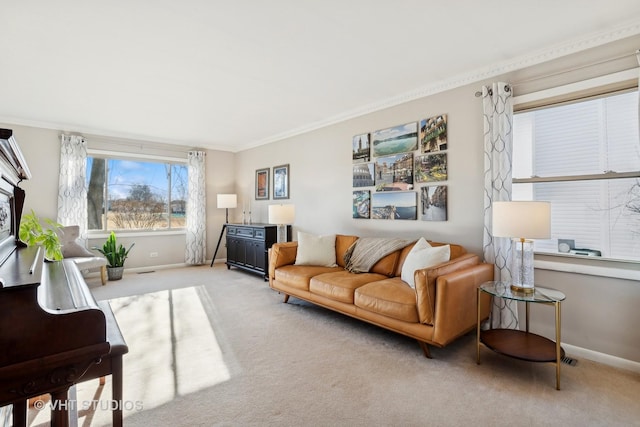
[354,278,419,323]
[275,265,343,291]
[310,271,387,304]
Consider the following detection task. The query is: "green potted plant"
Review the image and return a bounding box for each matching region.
[93,231,134,281]
[18,210,63,261]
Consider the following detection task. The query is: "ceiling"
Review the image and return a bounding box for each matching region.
[2,1,640,153]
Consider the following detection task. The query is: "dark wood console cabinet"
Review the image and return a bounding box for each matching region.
[226,224,290,279]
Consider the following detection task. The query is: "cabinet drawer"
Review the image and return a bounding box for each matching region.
[227,226,237,235]
[236,227,254,238]
[253,229,265,239]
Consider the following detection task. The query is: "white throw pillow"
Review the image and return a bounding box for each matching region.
[401,238,450,289]
[294,231,337,267]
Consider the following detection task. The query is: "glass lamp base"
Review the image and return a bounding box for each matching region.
[276,224,287,243]
[511,238,535,293]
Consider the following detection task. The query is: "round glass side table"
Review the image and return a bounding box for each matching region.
[476,281,566,390]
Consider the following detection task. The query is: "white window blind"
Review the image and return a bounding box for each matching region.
[513,90,640,261]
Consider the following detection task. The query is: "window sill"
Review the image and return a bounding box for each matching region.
[534,252,640,281]
[88,229,186,239]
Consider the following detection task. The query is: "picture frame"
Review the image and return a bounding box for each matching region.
[414,152,447,183]
[420,185,447,221]
[352,133,371,163]
[420,114,448,153]
[353,190,370,219]
[374,152,414,191]
[255,168,269,200]
[273,164,290,199]
[353,163,375,187]
[371,122,418,157]
[371,191,417,220]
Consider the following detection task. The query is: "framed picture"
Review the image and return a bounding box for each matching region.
[371,122,418,157]
[273,164,290,199]
[353,190,370,219]
[420,114,448,153]
[353,163,375,187]
[414,153,447,183]
[371,191,417,220]
[255,168,269,200]
[374,152,413,191]
[420,185,447,221]
[352,133,370,163]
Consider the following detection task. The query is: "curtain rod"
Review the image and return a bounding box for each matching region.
[475,48,639,97]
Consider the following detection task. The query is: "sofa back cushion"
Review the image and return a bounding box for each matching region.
[370,251,401,277]
[335,234,359,268]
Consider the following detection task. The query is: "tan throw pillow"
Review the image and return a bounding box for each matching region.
[401,237,450,288]
[294,231,337,267]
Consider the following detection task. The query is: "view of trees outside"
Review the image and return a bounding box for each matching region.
[86,157,188,231]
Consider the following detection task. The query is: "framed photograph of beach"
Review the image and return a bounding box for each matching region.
[420,185,447,221]
[371,122,418,157]
[352,190,370,219]
[371,191,417,220]
[353,163,375,187]
[374,152,413,191]
[414,153,447,183]
[255,168,269,200]
[420,114,448,153]
[273,164,290,199]
[352,133,371,163]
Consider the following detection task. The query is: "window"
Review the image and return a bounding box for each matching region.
[86,156,188,232]
[513,89,640,261]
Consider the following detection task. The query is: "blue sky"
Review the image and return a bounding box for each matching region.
[87,158,187,201]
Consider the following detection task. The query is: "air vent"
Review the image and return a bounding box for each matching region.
[561,355,578,366]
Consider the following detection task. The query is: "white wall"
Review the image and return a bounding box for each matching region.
[0,122,235,269]
[235,84,487,255]
[3,33,639,365]
[233,34,640,365]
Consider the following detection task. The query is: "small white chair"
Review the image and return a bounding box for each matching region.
[59,225,108,285]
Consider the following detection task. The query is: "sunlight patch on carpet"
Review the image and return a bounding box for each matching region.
[110,286,230,409]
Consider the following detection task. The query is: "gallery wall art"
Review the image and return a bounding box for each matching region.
[353,190,370,219]
[352,114,448,221]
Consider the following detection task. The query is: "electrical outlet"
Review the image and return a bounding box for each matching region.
[150,252,158,258]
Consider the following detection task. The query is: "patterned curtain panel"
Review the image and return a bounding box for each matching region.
[481,82,518,329]
[57,134,88,239]
[636,49,640,134]
[185,150,207,265]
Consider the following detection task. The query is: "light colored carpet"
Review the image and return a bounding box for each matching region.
[29,265,640,426]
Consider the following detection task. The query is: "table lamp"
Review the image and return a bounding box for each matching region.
[492,201,551,294]
[217,194,237,223]
[268,204,295,243]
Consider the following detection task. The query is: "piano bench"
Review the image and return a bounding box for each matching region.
[79,301,129,427]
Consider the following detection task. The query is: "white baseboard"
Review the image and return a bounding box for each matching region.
[563,343,640,373]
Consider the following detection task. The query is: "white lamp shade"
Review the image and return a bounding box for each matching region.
[217,194,237,209]
[269,204,295,224]
[492,201,551,239]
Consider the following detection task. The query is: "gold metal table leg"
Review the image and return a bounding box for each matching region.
[476,287,481,364]
[555,300,562,390]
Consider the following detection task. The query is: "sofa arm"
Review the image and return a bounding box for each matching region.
[413,253,481,325]
[268,242,298,280]
[431,263,494,346]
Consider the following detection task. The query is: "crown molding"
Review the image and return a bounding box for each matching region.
[239,20,640,152]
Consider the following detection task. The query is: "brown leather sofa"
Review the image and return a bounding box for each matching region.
[268,235,494,357]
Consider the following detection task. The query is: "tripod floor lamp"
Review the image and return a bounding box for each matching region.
[211,194,237,267]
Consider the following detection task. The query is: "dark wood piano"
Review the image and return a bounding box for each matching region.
[0,129,111,427]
